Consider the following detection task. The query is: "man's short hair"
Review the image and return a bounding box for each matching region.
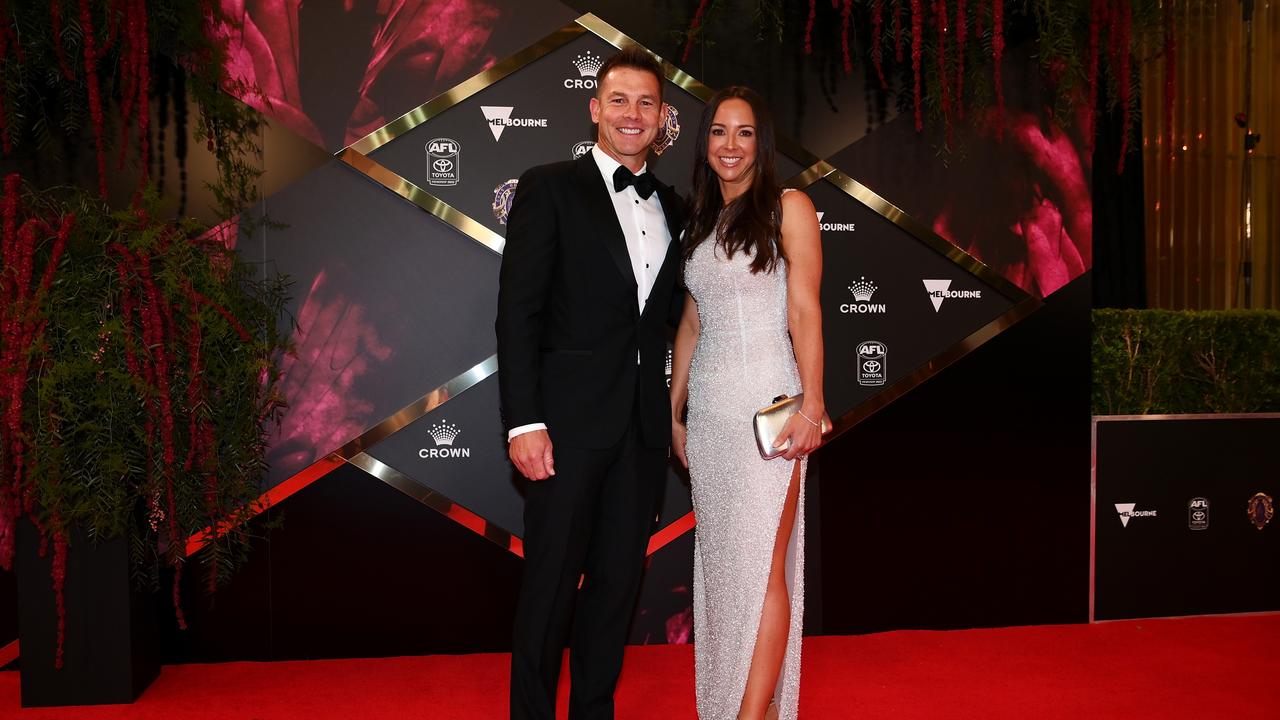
[595,45,664,102]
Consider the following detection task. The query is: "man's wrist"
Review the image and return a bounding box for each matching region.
[508,422,548,442]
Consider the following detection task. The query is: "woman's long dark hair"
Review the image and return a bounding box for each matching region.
[683,86,783,274]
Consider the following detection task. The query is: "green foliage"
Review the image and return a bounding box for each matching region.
[18,185,290,588]
[1092,310,1280,415]
[0,1,264,221]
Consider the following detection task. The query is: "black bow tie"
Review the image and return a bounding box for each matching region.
[612,165,657,200]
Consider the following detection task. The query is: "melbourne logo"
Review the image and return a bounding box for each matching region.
[481,105,549,141]
[420,420,470,459]
[572,141,596,159]
[841,277,886,314]
[425,138,460,186]
[1114,502,1158,528]
[923,278,983,312]
[816,211,855,233]
[564,50,602,89]
[856,341,887,386]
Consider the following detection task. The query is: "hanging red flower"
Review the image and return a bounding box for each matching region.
[872,0,886,87]
[912,0,924,131]
[894,0,905,63]
[681,0,711,64]
[78,0,108,198]
[49,2,76,81]
[115,0,150,184]
[0,177,73,665]
[805,0,817,55]
[1086,0,1105,154]
[935,0,952,146]
[842,0,854,74]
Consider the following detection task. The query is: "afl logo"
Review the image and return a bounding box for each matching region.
[426,138,460,186]
[1188,497,1209,530]
[856,341,887,387]
[572,141,596,159]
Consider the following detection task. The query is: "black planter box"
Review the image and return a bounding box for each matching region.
[16,519,160,707]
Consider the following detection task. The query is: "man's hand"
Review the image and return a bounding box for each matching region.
[510,429,555,481]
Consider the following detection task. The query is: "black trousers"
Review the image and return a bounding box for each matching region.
[509,417,666,720]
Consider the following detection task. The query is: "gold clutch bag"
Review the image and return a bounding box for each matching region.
[754,394,804,460]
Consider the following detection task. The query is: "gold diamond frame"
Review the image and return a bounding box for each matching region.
[785,162,1041,439]
[336,13,824,255]
[189,12,1040,564]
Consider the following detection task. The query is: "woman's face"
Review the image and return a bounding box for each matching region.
[707,97,758,191]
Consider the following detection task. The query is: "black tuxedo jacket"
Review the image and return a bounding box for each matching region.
[496,153,685,450]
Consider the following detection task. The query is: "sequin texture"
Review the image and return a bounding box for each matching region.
[684,224,805,720]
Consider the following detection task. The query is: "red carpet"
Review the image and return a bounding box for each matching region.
[1,615,1276,718]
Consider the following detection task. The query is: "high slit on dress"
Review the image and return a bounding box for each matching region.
[684,226,805,720]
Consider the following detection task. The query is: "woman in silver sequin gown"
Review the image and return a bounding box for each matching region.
[671,87,827,720]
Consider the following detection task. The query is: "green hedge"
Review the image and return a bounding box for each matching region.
[1092,310,1280,415]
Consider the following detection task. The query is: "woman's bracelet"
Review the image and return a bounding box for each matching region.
[797,410,822,428]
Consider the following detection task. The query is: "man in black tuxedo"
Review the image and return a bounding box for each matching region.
[496,46,684,720]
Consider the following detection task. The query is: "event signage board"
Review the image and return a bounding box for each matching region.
[365,34,704,239]
[791,169,1033,424]
[333,13,1037,558]
[1092,414,1280,621]
[341,15,811,254]
[363,374,526,540]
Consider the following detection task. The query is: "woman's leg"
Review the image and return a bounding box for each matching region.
[738,460,803,720]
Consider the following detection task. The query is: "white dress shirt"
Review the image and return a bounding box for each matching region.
[508,146,673,441]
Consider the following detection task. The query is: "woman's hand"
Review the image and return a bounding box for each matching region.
[672,419,689,469]
[773,406,827,460]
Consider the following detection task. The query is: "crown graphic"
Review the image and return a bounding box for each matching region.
[573,52,603,77]
[428,420,462,446]
[848,277,877,302]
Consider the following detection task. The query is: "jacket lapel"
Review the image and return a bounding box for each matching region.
[574,155,637,295]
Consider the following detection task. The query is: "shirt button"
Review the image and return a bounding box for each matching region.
[645,263,650,268]
[634,200,639,205]
[641,230,646,235]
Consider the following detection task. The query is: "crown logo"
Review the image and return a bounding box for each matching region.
[573,51,603,77]
[428,420,462,446]
[848,277,877,302]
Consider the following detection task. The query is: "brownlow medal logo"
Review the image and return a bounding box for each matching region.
[1247,492,1274,530]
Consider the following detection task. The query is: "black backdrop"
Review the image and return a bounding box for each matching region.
[818,274,1091,632]
[2,0,1095,666]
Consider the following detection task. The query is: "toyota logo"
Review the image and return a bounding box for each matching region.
[433,159,454,172]
[862,360,881,373]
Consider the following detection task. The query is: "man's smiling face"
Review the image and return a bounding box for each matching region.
[589,66,662,172]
